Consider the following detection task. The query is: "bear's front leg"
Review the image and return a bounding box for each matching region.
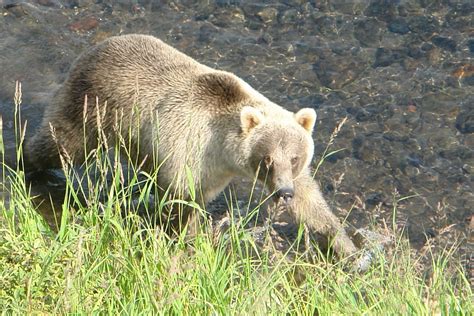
[276,170,358,259]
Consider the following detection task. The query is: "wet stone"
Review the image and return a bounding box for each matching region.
[464,75,474,86]
[365,0,398,21]
[279,8,300,25]
[365,192,385,206]
[208,8,245,28]
[406,43,425,59]
[313,55,366,89]
[68,16,100,32]
[257,7,278,24]
[297,94,326,109]
[35,0,61,7]
[354,18,384,47]
[408,15,439,39]
[388,18,410,35]
[3,3,30,17]
[198,23,220,43]
[456,107,474,134]
[373,47,407,67]
[346,105,380,122]
[468,39,474,53]
[439,146,473,161]
[445,4,474,31]
[431,36,457,52]
[256,33,272,45]
[383,131,409,143]
[312,15,338,37]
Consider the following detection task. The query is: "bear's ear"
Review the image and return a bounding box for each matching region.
[196,72,245,106]
[294,108,317,133]
[241,106,264,134]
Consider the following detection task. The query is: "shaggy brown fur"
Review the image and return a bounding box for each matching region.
[25,34,357,257]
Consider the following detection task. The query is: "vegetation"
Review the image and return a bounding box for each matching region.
[0,84,472,314]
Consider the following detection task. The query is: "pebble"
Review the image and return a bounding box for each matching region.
[408,15,439,39]
[68,16,99,32]
[468,39,474,53]
[388,18,410,35]
[313,55,366,89]
[373,47,407,67]
[354,18,383,47]
[257,7,278,24]
[279,8,300,24]
[456,108,474,134]
[431,36,457,52]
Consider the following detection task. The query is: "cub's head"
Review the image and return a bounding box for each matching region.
[241,106,317,203]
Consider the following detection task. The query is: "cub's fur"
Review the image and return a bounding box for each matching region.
[25,34,357,257]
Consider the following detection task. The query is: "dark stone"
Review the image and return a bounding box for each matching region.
[351,136,382,162]
[365,192,384,206]
[36,0,61,7]
[468,39,474,53]
[256,33,273,45]
[68,16,99,33]
[383,132,409,142]
[424,228,437,239]
[445,4,474,30]
[208,8,245,28]
[313,56,366,89]
[355,109,372,122]
[324,182,335,193]
[3,2,30,17]
[373,47,407,67]
[388,18,410,34]
[365,0,398,21]
[257,7,278,24]
[464,76,474,86]
[439,146,473,160]
[431,36,457,52]
[62,0,79,8]
[352,136,364,149]
[421,42,434,51]
[313,16,338,37]
[346,106,379,122]
[456,108,474,134]
[354,18,383,47]
[324,148,349,163]
[408,15,439,39]
[279,9,300,24]
[407,44,425,59]
[298,94,326,108]
[407,155,423,168]
[198,23,219,43]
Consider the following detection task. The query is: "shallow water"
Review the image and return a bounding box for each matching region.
[0,1,472,256]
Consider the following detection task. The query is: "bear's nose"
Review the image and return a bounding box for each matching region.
[276,187,294,203]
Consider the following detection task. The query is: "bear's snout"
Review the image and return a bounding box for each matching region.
[276,187,294,204]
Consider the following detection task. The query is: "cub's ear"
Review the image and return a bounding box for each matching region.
[294,108,317,133]
[241,106,264,134]
[196,72,244,106]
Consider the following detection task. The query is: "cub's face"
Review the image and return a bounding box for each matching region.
[241,107,316,203]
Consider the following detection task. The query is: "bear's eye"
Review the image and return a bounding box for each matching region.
[263,155,273,168]
[291,157,299,165]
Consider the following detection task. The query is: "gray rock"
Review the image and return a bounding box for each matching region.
[456,108,474,134]
[388,18,410,34]
[431,36,457,52]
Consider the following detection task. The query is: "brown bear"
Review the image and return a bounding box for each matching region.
[25,34,357,257]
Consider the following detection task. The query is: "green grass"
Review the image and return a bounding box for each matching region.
[0,83,472,314]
